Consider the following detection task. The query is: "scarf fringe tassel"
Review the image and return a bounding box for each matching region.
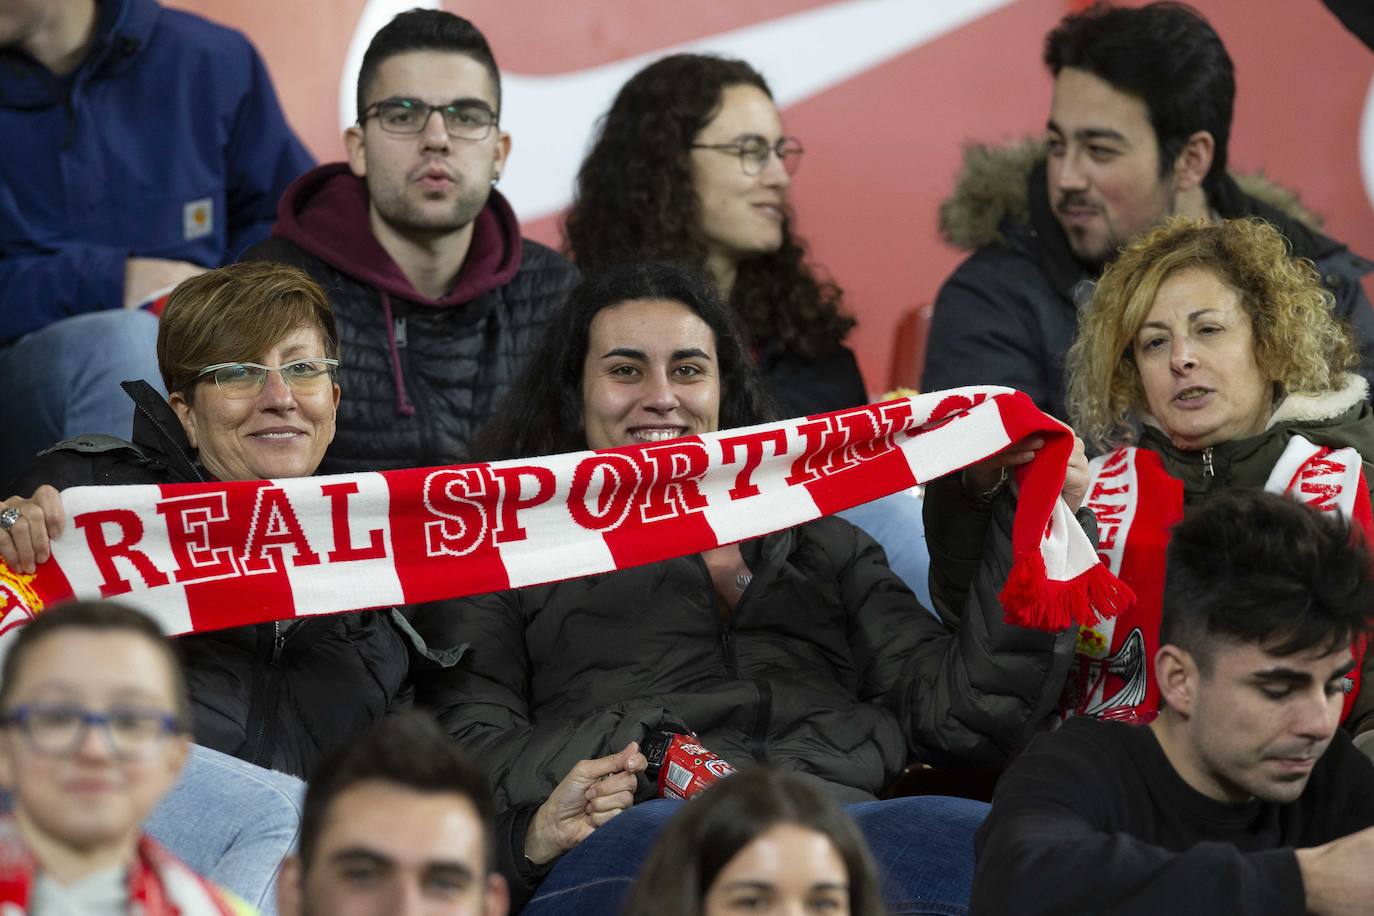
[1000,553,1137,632]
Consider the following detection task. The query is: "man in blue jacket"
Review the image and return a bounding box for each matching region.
[0,0,312,482]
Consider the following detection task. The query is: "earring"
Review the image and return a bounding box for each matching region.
[490,173,501,187]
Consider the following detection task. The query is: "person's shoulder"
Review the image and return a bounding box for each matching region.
[1014,717,1144,776]
[938,230,1056,300]
[152,5,257,59]
[498,239,578,315]
[515,238,579,282]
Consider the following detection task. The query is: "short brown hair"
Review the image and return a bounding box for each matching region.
[157,262,339,401]
[1067,216,1356,449]
[0,601,192,727]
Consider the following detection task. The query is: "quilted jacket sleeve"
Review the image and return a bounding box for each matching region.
[408,591,686,811]
[851,480,1078,766]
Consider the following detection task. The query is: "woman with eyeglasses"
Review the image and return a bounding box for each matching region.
[563,54,944,607]
[0,261,426,781]
[565,53,866,419]
[0,262,438,912]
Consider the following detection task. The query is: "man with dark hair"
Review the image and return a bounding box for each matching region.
[278,711,508,916]
[0,0,313,483]
[244,8,577,475]
[278,711,645,915]
[971,491,1374,915]
[922,1,1374,422]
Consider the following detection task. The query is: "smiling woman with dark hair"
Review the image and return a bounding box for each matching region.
[418,261,1085,916]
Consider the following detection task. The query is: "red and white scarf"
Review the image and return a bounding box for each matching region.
[0,388,1131,641]
[1065,435,1372,723]
[0,825,245,915]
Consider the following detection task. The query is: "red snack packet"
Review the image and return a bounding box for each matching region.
[643,730,736,799]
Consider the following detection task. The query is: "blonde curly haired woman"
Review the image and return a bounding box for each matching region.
[1063,216,1374,757]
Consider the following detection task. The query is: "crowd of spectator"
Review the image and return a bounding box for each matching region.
[2,1,1374,914]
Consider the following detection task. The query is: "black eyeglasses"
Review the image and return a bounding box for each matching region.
[359,97,499,141]
[2,703,186,758]
[691,135,804,176]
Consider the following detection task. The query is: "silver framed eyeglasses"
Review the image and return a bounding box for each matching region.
[691,134,804,176]
[360,97,500,141]
[2,703,186,758]
[195,358,339,399]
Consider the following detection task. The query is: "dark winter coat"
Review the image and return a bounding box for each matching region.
[5,381,444,779]
[411,509,1078,813]
[760,343,869,418]
[921,141,1374,422]
[242,164,579,475]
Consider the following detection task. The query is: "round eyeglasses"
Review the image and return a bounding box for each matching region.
[195,358,339,400]
[360,97,500,141]
[691,135,804,176]
[2,703,186,758]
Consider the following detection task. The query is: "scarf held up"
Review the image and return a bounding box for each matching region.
[0,388,1131,641]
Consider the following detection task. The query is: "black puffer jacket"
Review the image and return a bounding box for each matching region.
[6,381,440,779]
[412,510,1077,811]
[243,164,579,475]
[921,141,1374,422]
[760,343,869,418]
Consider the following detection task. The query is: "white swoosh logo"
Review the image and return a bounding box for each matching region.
[1361,75,1374,215]
[342,0,1016,220]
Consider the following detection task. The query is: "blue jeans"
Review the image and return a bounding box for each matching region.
[0,310,164,485]
[840,488,934,613]
[144,744,305,916]
[523,795,987,916]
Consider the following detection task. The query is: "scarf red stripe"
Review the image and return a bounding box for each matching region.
[0,388,1129,640]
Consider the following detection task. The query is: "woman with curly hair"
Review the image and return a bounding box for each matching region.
[564,53,866,418]
[1063,216,1374,751]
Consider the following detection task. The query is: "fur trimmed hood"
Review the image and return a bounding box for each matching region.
[1268,372,1370,427]
[938,139,1326,252]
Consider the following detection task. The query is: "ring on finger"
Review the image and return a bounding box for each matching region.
[0,507,20,531]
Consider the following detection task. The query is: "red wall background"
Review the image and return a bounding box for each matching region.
[165,0,1374,394]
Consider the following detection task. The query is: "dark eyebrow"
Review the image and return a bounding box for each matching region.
[600,347,646,360]
[330,848,394,868]
[1250,660,1357,686]
[423,862,477,884]
[672,348,713,361]
[380,96,496,114]
[1251,669,1314,687]
[1139,309,1222,332]
[1045,120,1128,144]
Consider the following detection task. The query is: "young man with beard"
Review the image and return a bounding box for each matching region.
[971,491,1374,915]
[244,9,578,475]
[921,1,1374,424]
